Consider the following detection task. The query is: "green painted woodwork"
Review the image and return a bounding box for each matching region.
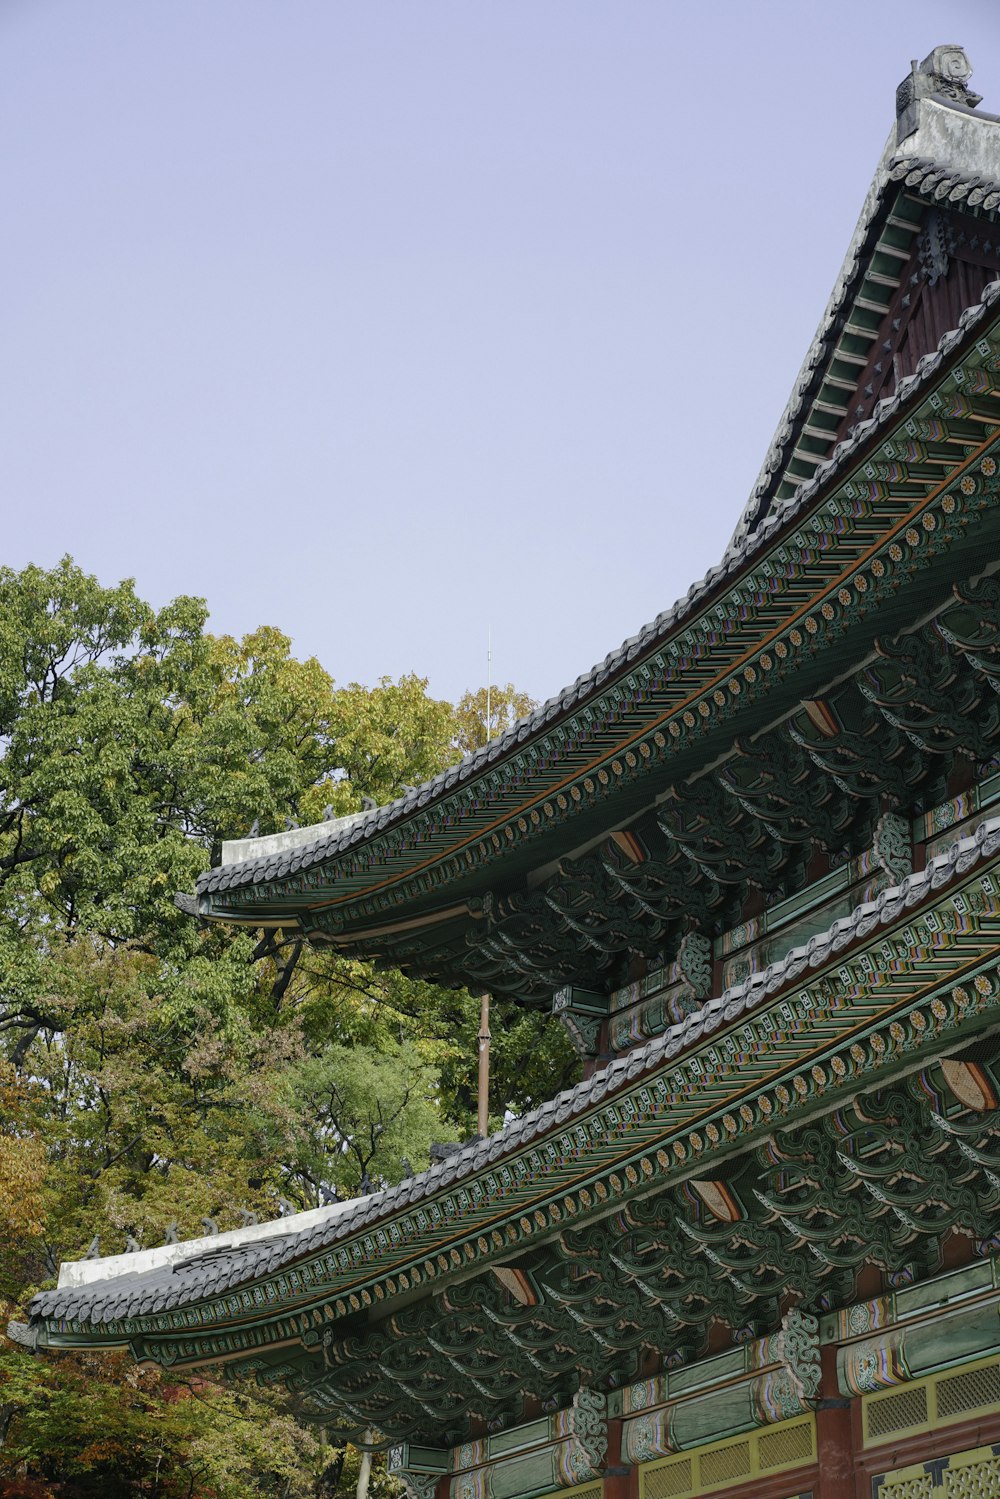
[35,834,1000,1446]
[717,849,882,958]
[389,1390,607,1499]
[483,1423,552,1461]
[451,1389,605,1499]
[302,478,1000,1006]
[196,335,1000,1011]
[390,1446,450,1476]
[397,1477,440,1499]
[920,771,1000,861]
[838,1298,1000,1395]
[552,988,610,1060]
[873,810,914,885]
[825,1259,1000,1351]
[619,1311,820,1462]
[624,1372,803,1463]
[718,865,889,993]
[484,1450,562,1499]
[605,943,710,1054]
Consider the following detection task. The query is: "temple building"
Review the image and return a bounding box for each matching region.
[15,43,1000,1499]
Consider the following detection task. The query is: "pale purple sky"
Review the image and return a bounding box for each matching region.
[4,1,999,703]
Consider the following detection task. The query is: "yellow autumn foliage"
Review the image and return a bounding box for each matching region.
[0,1059,46,1240]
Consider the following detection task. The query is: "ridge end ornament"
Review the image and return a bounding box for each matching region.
[897,46,981,141]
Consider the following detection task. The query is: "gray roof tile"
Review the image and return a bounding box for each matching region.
[199,271,1000,908]
[54,805,1000,1323]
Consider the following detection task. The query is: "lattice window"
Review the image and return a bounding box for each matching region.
[638,1414,815,1498]
[876,1443,1000,1497]
[879,1478,934,1499]
[757,1420,814,1470]
[865,1385,929,1439]
[698,1441,751,1485]
[936,1361,1000,1420]
[643,1459,692,1499]
[945,1453,1000,1497]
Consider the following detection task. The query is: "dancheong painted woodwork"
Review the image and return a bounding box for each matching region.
[12,42,1000,1499]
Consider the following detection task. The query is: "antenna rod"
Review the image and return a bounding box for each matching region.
[477,991,491,1138]
[486,625,492,741]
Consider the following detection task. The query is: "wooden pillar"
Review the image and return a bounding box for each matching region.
[602,1468,631,1499]
[813,1345,858,1499]
[603,1417,632,1499]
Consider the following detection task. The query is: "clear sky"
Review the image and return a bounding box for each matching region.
[4,1,999,705]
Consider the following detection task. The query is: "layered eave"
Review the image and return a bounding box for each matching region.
[20,54,1000,1460]
[24,814,1000,1443]
[194,273,1000,997]
[186,79,1000,1009]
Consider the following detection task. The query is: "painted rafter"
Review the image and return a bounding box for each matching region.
[31,828,1000,1449]
[196,331,1000,962]
[338,472,1000,998]
[233,1059,1000,1447]
[396,569,1000,1005]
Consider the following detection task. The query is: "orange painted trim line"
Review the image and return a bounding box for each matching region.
[199,935,999,1331]
[198,897,1000,1324]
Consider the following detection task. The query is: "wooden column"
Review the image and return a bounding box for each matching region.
[602,1416,632,1499]
[813,1345,858,1499]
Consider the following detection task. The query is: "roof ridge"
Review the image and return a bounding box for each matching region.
[730,72,1000,549]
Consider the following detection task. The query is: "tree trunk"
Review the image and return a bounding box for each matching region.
[356,1434,373,1499]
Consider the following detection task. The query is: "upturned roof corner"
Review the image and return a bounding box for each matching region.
[184,49,1000,987]
[20,47,1000,1465]
[732,43,1000,548]
[896,45,983,144]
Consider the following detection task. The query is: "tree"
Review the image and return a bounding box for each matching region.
[283,1041,443,1197]
[287,959,579,1146]
[0,558,575,1491]
[327,676,459,810]
[0,1061,45,1299]
[0,1345,326,1497]
[451,683,536,754]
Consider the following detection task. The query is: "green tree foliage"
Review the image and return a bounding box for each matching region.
[0,1062,46,1298]
[0,559,578,1494]
[285,1041,441,1195]
[451,683,536,754]
[0,1347,317,1497]
[326,676,459,809]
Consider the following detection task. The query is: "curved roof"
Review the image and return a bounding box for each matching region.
[191,65,1000,1004]
[35,810,1000,1327]
[197,274,1000,906]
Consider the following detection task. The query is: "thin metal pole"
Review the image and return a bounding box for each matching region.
[486,625,492,742]
[477,991,491,1138]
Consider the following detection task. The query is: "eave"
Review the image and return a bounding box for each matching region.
[193,295,1000,996]
[732,90,1000,541]
[31,819,1000,1442]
